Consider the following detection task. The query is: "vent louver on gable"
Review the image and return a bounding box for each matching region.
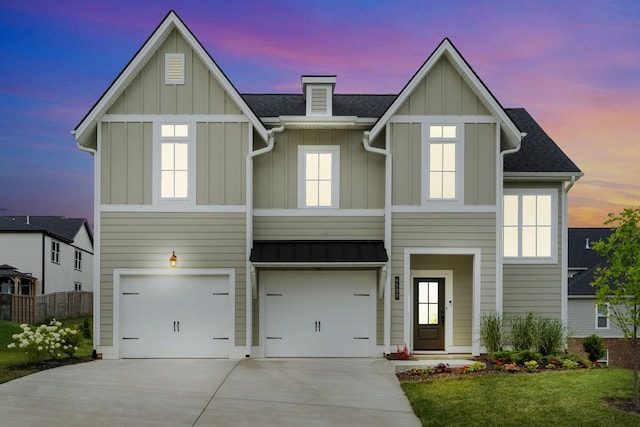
[302,75,336,117]
[165,53,185,85]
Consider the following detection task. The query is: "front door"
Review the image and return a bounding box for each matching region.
[413,278,445,350]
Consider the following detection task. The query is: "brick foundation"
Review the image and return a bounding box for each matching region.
[568,337,635,370]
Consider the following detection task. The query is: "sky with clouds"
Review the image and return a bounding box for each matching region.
[0,0,638,228]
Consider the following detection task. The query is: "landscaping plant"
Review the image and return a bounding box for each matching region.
[583,334,606,363]
[591,207,640,410]
[7,319,80,362]
[479,312,505,360]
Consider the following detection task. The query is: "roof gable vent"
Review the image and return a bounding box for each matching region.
[302,75,336,117]
[165,53,185,85]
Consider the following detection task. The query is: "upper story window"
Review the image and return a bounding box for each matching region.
[424,125,462,202]
[74,250,82,271]
[51,240,60,264]
[298,145,340,208]
[503,189,557,263]
[154,123,195,203]
[596,303,609,329]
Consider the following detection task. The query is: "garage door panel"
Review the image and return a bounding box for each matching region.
[263,270,375,357]
[120,275,231,358]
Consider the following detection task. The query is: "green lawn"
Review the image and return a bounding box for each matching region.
[402,368,638,426]
[0,317,93,384]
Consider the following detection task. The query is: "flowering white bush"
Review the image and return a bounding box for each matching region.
[6,319,80,361]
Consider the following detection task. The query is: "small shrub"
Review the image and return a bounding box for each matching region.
[80,318,92,339]
[536,317,568,356]
[504,363,520,373]
[480,312,505,360]
[493,350,517,363]
[433,363,453,374]
[515,349,542,364]
[494,361,505,371]
[545,363,556,369]
[582,334,605,362]
[510,312,538,351]
[395,343,413,360]
[411,367,433,376]
[563,359,578,369]
[462,361,487,373]
[7,319,80,362]
[524,360,539,372]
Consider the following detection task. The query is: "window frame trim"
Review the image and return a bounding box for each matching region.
[152,122,196,205]
[74,249,82,271]
[51,240,60,264]
[421,123,464,205]
[503,188,558,264]
[595,302,610,330]
[297,145,340,209]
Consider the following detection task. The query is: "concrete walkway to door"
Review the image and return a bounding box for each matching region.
[0,358,421,427]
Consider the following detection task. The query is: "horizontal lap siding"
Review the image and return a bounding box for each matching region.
[99,212,246,347]
[391,212,496,346]
[568,298,624,338]
[253,216,384,240]
[502,184,563,320]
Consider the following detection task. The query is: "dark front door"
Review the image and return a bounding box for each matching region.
[414,278,445,350]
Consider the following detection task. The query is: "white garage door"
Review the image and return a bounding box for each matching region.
[263,270,376,357]
[120,275,231,358]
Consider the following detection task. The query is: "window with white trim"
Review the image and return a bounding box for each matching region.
[298,145,340,208]
[51,240,60,264]
[503,189,557,262]
[424,125,462,201]
[596,303,609,329]
[74,250,82,271]
[155,123,195,203]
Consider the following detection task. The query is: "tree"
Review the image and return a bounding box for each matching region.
[591,207,640,411]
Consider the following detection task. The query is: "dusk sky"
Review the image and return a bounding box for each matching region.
[1,0,638,228]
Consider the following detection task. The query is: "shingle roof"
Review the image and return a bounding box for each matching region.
[0,216,91,244]
[241,95,580,174]
[504,108,581,174]
[250,240,388,263]
[242,94,396,118]
[568,228,613,296]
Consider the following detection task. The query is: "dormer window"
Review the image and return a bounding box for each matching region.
[302,76,336,117]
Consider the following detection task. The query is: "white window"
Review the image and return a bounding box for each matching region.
[503,189,557,263]
[596,303,609,329]
[51,241,60,264]
[74,250,82,271]
[74,282,82,291]
[298,145,340,208]
[154,123,195,203]
[424,125,462,202]
[165,53,185,85]
[598,349,609,365]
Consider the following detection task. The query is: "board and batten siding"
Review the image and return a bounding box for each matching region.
[253,129,385,209]
[98,212,247,347]
[106,29,242,116]
[502,183,564,319]
[100,121,248,206]
[390,122,496,206]
[253,216,384,240]
[390,212,496,346]
[568,298,624,338]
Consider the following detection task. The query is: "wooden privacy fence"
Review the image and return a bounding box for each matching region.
[9,291,93,324]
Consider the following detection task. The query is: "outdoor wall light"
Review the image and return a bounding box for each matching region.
[169,251,178,268]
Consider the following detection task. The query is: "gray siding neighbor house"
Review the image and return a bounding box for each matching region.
[73,11,582,359]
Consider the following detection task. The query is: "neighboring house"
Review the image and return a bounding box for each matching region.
[0,216,94,295]
[567,228,631,368]
[73,11,582,359]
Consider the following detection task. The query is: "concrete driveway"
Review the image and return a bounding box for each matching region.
[0,358,421,426]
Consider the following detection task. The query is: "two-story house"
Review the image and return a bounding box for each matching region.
[73,11,582,359]
[0,216,94,294]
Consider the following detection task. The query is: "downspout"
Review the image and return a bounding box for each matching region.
[497,131,524,317]
[362,130,392,355]
[41,234,45,294]
[246,125,284,357]
[561,175,578,328]
[71,129,99,357]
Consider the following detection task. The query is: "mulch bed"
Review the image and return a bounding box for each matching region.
[10,357,92,372]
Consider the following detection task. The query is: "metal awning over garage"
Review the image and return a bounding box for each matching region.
[250,240,388,263]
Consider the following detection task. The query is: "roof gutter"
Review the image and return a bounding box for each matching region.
[362,130,392,354]
[246,124,285,357]
[70,129,97,156]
